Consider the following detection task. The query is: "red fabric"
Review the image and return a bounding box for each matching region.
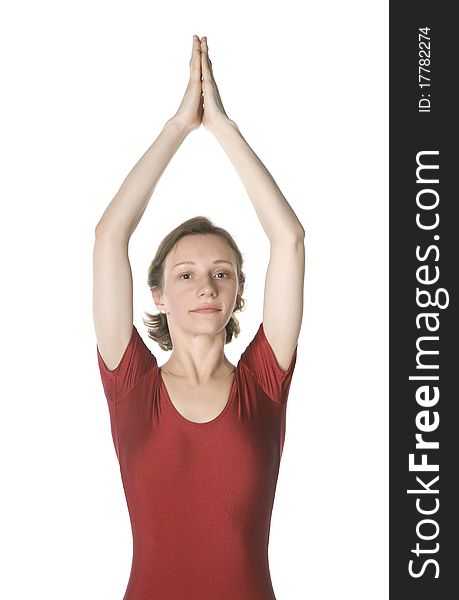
[97,322,297,600]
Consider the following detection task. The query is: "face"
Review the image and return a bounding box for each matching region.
[153,234,244,337]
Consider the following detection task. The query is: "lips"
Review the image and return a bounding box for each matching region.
[191,307,221,313]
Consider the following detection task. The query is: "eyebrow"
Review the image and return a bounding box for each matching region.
[172,260,234,269]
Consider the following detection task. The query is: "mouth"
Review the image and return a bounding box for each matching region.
[191,308,221,313]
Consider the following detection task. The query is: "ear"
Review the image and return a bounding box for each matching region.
[235,282,245,309]
[151,288,166,314]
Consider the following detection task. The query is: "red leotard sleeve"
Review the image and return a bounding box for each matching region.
[96,324,157,404]
[239,322,298,404]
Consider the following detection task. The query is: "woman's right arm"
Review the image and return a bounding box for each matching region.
[93,117,192,370]
[94,35,204,370]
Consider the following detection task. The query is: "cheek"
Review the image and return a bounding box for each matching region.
[169,288,188,306]
[169,285,197,312]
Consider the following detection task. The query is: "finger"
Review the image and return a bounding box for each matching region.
[190,35,201,65]
[200,37,213,80]
[190,35,201,62]
[189,35,202,79]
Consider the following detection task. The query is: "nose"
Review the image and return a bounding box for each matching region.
[198,278,218,296]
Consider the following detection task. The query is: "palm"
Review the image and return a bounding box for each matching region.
[177,78,203,131]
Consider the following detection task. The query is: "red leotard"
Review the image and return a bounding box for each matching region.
[97,322,297,600]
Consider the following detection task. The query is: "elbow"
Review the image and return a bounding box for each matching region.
[270,227,305,247]
[94,221,109,239]
[291,224,306,242]
[94,221,130,245]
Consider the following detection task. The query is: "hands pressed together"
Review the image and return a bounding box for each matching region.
[173,35,231,134]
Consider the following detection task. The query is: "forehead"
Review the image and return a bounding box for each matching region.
[165,234,235,269]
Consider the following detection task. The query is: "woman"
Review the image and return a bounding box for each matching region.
[94,35,305,600]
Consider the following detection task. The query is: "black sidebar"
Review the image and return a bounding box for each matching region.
[390,3,457,599]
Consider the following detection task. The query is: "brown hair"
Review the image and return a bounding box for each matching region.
[142,216,246,351]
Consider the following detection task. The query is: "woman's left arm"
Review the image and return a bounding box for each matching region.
[212,118,305,370]
[199,37,304,369]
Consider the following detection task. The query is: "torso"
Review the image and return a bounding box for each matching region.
[159,363,236,423]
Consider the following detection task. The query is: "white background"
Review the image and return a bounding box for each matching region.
[1,1,388,598]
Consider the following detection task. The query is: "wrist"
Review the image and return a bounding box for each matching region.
[166,115,194,136]
[208,116,239,136]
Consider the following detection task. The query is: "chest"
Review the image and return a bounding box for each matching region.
[159,369,236,424]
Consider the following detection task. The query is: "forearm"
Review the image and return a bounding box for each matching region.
[210,118,305,243]
[95,117,191,241]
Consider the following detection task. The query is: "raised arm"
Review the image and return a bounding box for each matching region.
[200,37,305,370]
[94,35,204,370]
